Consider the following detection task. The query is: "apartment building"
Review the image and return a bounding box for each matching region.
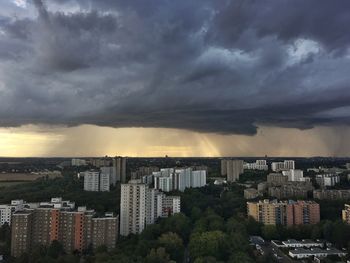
[0,200,25,226]
[120,181,181,236]
[82,170,110,192]
[113,156,127,183]
[131,166,160,180]
[83,170,100,191]
[271,160,295,172]
[313,189,350,200]
[247,200,320,226]
[153,167,206,192]
[268,182,314,199]
[244,160,268,171]
[316,174,340,188]
[267,173,288,186]
[221,159,243,182]
[11,202,118,258]
[342,204,350,224]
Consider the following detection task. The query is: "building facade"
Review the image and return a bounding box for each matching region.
[247,200,320,226]
[225,160,244,182]
[83,171,100,192]
[11,204,118,258]
[120,180,181,236]
[113,156,127,183]
[342,204,350,224]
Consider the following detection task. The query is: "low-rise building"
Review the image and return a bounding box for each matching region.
[288,248,346,259]
[244,188,260,199]
[313,189,350,200]
[272,239,324,248]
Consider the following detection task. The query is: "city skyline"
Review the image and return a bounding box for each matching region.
[1,0,350,157]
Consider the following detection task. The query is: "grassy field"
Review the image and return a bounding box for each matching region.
[0,181,30,188]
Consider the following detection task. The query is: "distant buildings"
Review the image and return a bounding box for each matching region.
[82,170,110,192]
[244,188,260,199]
[313,189,350,200]
[315,174,340,188]
[89,157,112,168]
[152,168,206,192]
[268,182,313,199]
[288,248,346,259]
[271,160,295,172]
[244,160,268,171]
[71,158,86,167]
[120,180,180,236]
[247,200,320,226]
[0,200,25,226]
[266,172,313,199]
[131,166,160,180]
[267,173,288,186]
[113,156,127,183]
[342,204,350,224]
[221,159,244,182]
[11,198,118,258]
[282,169,304,182]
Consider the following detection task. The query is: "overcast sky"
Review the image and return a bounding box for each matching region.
[0,0,350,157]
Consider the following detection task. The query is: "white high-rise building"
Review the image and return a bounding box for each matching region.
[154,176,173,192]
[101,166,117,186]
[271,160,296,171]
[120,181,147,236]
[161,196,181,217]
[153,168,206,192]
[83,170,111,192]
[244,160,268,171]
[284,160,295,170]
[0,200,25,226]
[191,170,207,188]
[83,171,100,192]
[282,169,304,182]
[120,180,180,236]
[99,173,110,192]
[271,162,285,172]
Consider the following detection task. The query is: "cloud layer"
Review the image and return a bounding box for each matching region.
[0,0,350,135]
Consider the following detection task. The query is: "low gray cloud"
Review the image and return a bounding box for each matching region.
[0,0,350,134]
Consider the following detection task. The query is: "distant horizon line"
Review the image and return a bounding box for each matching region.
[0,156,350,159]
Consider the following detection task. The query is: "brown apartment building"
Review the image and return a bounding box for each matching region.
[247,199,320,226]
[11,207,118,258]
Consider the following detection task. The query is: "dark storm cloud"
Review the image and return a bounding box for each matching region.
[0,0,350,134]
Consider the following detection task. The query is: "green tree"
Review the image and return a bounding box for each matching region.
[261,225,279,240]
[158,232,184,262]
[145,247,173,263]
[189,231,228,260]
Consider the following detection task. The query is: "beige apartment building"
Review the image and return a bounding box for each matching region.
[247,200,320,226]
